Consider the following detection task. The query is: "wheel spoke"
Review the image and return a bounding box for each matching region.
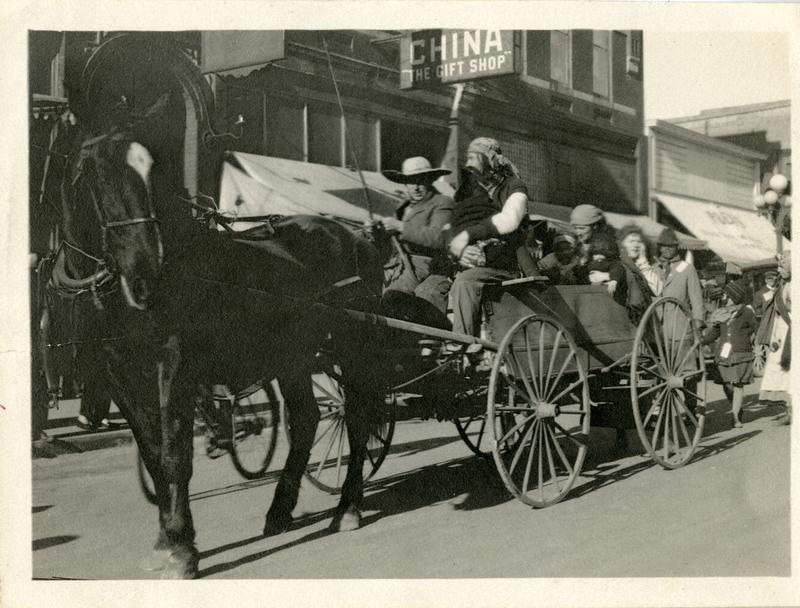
[546,377,586,407]
[543,423,561,496]
[650,316,671,375]
[672,390,701,426]
[642,388,667,428]
[545,423,574,476]
[538,323,547,398]
[674,338,701,375]
[533,423,543,502]
[543,348,577,403]
[312,379,343,405]
[545,329,565,397]
[509,418,537,478]
[522,331,541,398]
[675,407,693,446]
[311,415,340,448]
[551,419,589,447]
[312,417,342,474]
[500,411,537,445]
[637,380,669,400]
[671,317,692,370]
[499,369,535,406]
[509,348,538,403]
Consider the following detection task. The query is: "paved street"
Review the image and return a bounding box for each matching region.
[32,377,790,589]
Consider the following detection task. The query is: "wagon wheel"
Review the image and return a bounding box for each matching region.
[631,297,706,469]
[281,367,395,494]
[228,390,280,480]
[136,450,158,505]
[752,342,768,377]
[488,315,591,508]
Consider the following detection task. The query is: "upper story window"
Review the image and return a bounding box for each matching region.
[550,30,571,86]
[593,30,610,98]
[627,30,642,76]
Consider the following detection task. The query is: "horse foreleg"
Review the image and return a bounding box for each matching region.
[264,373,319,537]
[329,374,378,533]
[156,336,199,579]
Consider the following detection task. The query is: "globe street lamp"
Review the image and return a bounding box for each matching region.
[753,173,791,254]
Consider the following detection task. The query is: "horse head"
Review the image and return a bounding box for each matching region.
[60,126,164,311]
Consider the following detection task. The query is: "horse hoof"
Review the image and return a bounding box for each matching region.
[263,513,293,537]
[330,508,361,532]
[139,550,171,572]
[160,548,199,579]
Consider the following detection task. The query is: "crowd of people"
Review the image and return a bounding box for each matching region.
[379,136,792,430]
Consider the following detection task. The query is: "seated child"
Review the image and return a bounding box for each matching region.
[537,233,581,284]
[575,232,627,307]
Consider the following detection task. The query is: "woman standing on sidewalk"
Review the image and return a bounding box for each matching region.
[702,279,758,428]
[757,251,792,425]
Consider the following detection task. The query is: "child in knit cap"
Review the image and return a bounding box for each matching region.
[702,279,758,428]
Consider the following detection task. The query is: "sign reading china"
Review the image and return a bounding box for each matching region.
[399,30,516,89]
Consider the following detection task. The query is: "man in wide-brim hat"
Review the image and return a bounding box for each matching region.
[377,157,454,321]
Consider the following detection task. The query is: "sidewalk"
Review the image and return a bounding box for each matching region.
[33,398,133,458]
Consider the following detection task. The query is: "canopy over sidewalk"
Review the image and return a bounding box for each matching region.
[654,192,787,267]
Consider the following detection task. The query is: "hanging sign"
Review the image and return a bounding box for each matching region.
[399,30,516,90]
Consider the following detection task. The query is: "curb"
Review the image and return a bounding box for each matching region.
[33,428,135,458]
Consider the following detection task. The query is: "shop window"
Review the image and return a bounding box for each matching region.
[550,30,571,86]
[593,30,610,98]
[308,105,342,166]
[380,120,449,175]
[345,112,378,172]
[268,102,304,161]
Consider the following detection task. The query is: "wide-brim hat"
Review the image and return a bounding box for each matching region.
[570,204,603,226]
[382,157,451,184]
[657,227,680,247]
[723,279,748,305]
[764,270,778,280]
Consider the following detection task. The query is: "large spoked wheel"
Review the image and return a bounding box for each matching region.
[282,368,395,494]
[229,391,280,480]
[631,297,706,469]
[752,342,768,377]
[488,315,591,508]
[136,451,158,505]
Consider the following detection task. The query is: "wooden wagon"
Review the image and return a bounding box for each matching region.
[286,277,707,507]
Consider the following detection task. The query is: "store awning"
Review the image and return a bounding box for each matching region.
[220,152,456,230]
[654,192,788,267]
[528,202,705,250]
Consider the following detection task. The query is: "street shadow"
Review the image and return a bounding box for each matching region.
[383,430,465,460]
[197,524,338,578]
[33,535,79,551]
[196,456,510,577]
[360,455,511,518]
[32,505,53,514]
[190,471,283,502]
[189,431,465,503]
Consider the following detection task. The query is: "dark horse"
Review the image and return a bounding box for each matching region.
[47,87,387,577]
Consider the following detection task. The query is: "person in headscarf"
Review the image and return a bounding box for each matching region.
[702,279,759,428]
[445,137,537,344]
[757,250,792,425]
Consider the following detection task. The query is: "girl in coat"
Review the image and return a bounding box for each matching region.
[702,279,759,428]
